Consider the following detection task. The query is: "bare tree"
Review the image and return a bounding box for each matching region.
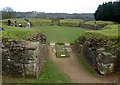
[1,7,15,19]
[2,7,14,12]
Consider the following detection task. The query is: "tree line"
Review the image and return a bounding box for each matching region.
[94,0,120,23]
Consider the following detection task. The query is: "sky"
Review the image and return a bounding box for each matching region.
[0,0,116,13]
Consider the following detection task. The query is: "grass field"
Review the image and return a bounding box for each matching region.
[2,25,88,43]
[38,26,88,43]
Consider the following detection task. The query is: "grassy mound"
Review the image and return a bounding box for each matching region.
[2,26,40,40]
[60,19,84,27]
[29,18,51,26]
[85,20,114,26]
[84,27,118,40]
[2,18,52,27]
[74,25,119,74]
[102,24,119,29]
[79,20,115,30]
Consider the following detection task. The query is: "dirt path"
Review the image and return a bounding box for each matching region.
[47,45,110,83]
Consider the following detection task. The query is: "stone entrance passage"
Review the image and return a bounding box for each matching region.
[50,43,72,58]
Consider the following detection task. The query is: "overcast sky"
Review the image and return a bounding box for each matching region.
[0,0,116,13]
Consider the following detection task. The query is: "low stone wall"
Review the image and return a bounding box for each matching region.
[74,37,119,75]
[1,38,46,78]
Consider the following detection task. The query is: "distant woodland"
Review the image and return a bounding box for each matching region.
[94,0,120,23]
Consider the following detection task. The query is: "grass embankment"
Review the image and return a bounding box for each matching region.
[2,18,52,27]
[84,24,119,40]
[85,20,114,26]
[85,29,118,40]
[75,24,119,76]
[2,26,39,40]
[29,18,51,26]
[2,57,71,83]
[60,19,84,27]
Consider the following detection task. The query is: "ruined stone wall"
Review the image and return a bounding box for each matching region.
[74,36,119,75]
[1,38,46,78]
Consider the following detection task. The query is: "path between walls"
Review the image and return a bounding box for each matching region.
[47,45,111,83]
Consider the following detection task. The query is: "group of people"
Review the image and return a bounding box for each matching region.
[7,19,31,28]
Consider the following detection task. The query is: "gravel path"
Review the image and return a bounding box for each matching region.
[48,45,110,83]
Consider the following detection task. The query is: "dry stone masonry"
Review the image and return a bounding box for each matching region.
[74,36,119,75]
[2,37,46,78]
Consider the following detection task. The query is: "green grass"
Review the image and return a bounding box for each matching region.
[2,57,71,83]
[2,18,52,27]
[38,26,88,43]
[84,27,118,40]
[85,20,114,26]
[2,18,27,27]
[102,24,119,29]
[29,18,51,26]
[56,44,68,58]
[60,19,84,27]
[2,25,40,40]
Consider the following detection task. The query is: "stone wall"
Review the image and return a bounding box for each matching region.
[74,37,119,75]
[1,38,46,78]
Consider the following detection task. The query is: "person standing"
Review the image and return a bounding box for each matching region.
[7,20,11,26]
[26,21,31,28]
[14,19,17,27]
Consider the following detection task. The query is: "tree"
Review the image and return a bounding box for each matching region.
[94,1,120,23]
[1,7,15,19]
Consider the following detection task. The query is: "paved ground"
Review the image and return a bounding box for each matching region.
[48,45,112,83]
